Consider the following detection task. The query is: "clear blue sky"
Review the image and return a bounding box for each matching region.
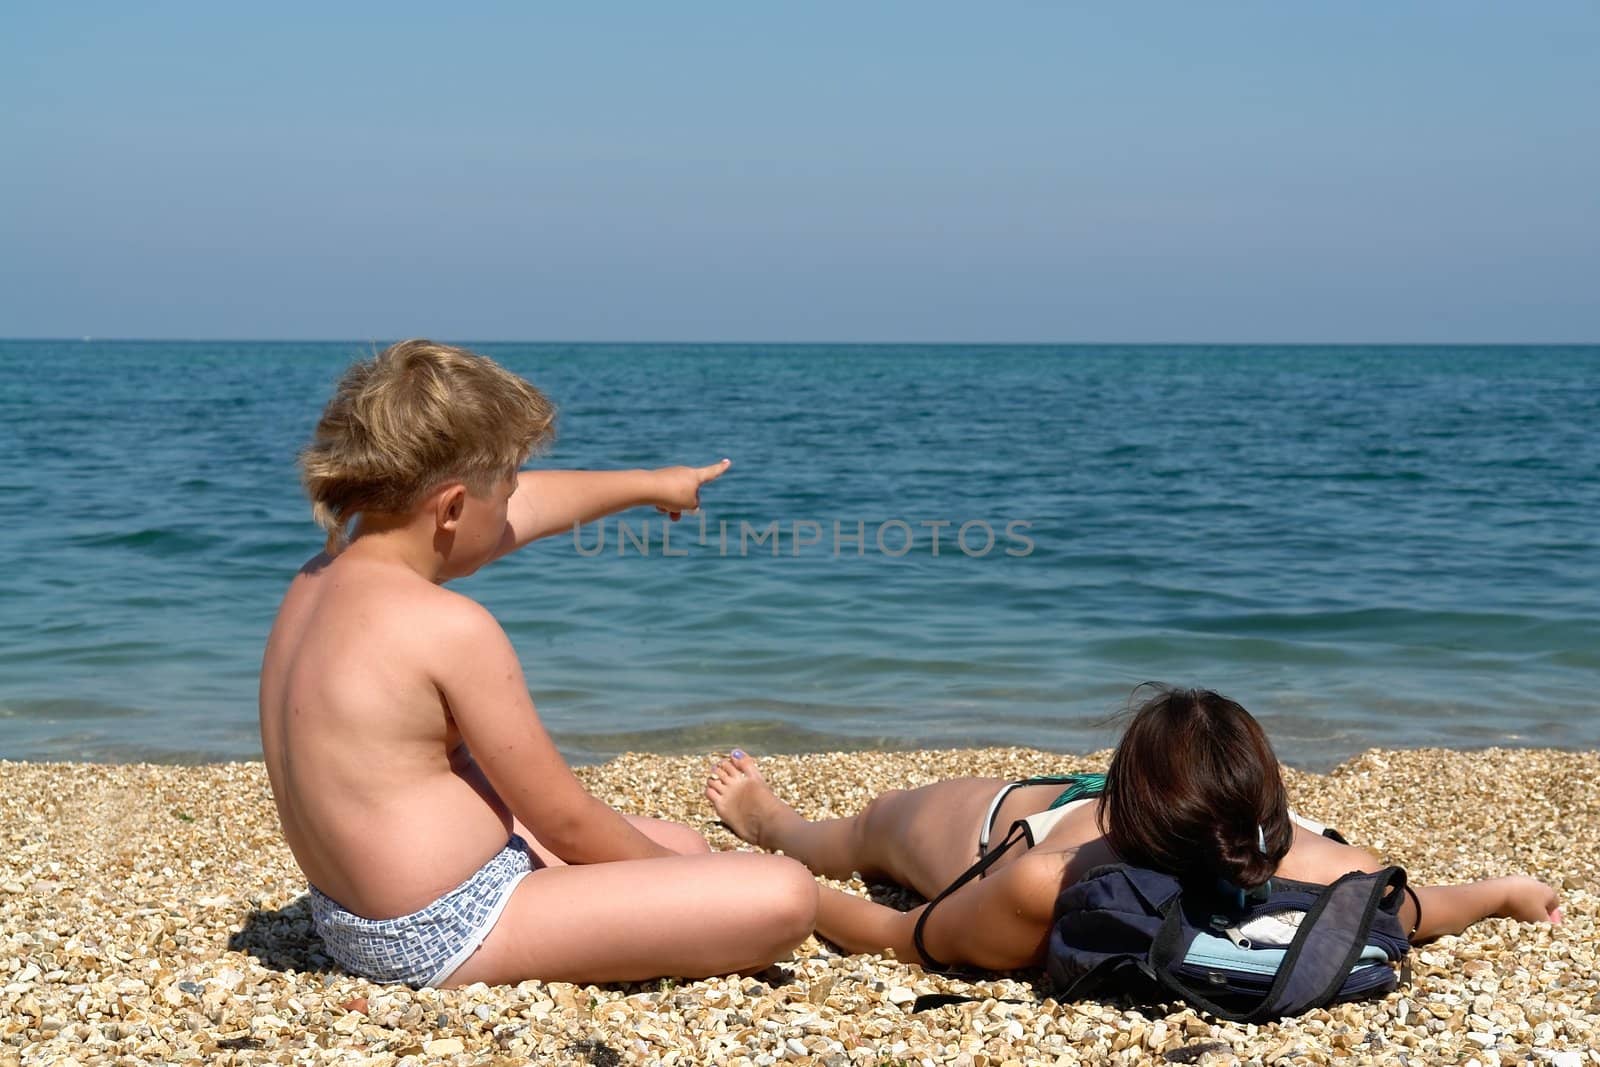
[3,3,1597,342]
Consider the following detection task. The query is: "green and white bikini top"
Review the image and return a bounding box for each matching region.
[977,772,1107,857]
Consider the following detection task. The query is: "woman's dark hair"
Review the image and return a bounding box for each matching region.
[1098,683,1291,889]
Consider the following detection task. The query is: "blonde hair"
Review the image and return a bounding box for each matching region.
[300,339,556,545]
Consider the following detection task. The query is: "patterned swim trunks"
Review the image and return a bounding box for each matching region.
[309,835,533,988]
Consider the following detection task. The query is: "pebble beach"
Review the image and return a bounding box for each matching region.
[3,747,1596,1067]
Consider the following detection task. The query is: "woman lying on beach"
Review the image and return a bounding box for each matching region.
[706,685,1562,972]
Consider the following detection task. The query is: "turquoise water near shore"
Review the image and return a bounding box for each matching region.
[1,341,1597,769]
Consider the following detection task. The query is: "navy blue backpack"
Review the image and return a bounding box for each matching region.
[1047,859,1411,1022]
[914,819,1412,1022]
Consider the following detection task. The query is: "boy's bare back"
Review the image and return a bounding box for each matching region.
[260,550,515,920]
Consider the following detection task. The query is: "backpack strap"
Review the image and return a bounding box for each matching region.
[912,819,1033,971]
[1146,866,1408,1023]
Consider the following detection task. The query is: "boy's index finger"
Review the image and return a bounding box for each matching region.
[697,457,733,484]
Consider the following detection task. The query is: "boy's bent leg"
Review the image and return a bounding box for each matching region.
[512,814,710,867]
[623,814,712,854]
[440,851,817,987]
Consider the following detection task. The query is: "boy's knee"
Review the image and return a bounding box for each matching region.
[664,820,712,854]
[764,856,819,941]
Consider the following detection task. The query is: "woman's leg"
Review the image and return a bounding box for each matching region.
[706,751,1040,898]
[442,851,817,987]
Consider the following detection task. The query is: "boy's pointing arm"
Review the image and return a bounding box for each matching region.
[494,458,732,558]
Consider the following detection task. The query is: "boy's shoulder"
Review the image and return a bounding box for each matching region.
[382,570,502,639]
[294,554,504,641]
[424,584,504,640]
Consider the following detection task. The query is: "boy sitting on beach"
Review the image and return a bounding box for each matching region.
[260,340,816,988]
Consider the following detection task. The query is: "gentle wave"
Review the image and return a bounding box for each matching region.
[62,527,227,556]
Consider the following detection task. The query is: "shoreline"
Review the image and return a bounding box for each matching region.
[3,746,1596,1065]
[4,734,1597,774]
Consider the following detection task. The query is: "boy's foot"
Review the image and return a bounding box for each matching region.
[1498,876,1564,924]
[706,751,798,850]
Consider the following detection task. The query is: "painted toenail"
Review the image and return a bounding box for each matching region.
[732,749,746,759]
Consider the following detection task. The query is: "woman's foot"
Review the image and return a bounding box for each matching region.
[706,751,801,850]
[1497,876,1564,924]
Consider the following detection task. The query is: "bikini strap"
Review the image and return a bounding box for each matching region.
[912,819,1031,971]
[1016,773,1084,786]
[1018,771,1107,807]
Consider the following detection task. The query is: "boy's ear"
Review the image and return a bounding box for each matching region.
[435,484,468,530]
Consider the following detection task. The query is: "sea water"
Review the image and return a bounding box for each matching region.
[1,341,1596,769]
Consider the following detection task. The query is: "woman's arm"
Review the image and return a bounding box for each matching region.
[815,854,1060,970]
[1418,877,1562,939]
[814,887,921,959]
[1277,823,1562,941]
